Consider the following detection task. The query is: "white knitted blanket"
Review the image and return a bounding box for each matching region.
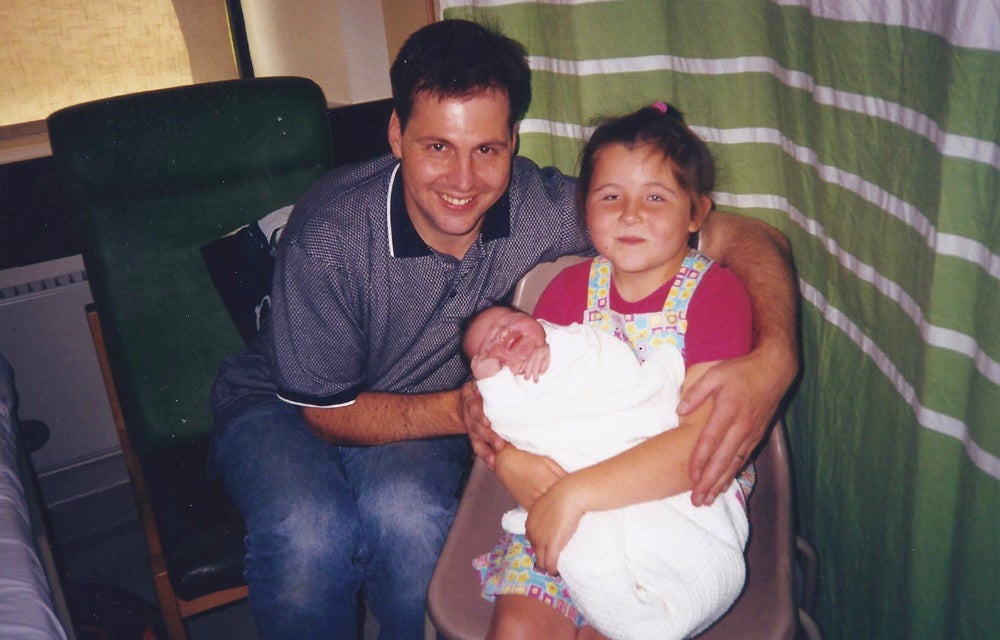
[478,322,748,640]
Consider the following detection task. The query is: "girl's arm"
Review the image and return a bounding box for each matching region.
[493,445,567,510]
[526,361,717,574]
[686,211,799,506]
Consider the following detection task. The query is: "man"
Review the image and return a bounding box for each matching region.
[211,19,797,640]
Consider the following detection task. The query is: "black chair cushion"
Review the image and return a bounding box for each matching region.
[141,436,246,601]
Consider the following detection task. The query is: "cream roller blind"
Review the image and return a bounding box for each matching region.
[0,0,238,129]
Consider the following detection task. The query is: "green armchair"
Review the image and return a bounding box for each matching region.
[47,77,335,639]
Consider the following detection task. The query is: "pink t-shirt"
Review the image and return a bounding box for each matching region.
[533,258,752,366]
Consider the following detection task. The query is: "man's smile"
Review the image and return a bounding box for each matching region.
[441,193,474,206]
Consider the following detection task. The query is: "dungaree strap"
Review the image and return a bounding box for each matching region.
[584,250,712,360]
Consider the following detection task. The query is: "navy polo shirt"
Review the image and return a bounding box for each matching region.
[210,154,589,425]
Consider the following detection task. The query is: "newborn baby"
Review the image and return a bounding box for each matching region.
[463,305,686,473]
[463,305,551,382]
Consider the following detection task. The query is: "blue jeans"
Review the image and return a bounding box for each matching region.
[213,400,471,640]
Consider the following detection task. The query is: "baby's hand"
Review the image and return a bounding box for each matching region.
[518,344,550,382]
[470,354,502,380]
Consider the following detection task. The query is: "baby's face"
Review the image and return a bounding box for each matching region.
[466,307,547,372]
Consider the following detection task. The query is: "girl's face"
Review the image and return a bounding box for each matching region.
[585,143,711,301]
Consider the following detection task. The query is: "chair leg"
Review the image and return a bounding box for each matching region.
[88,308,190,640]
[153,570,188,640]
[798,608,823,640]
[796,536,818,618]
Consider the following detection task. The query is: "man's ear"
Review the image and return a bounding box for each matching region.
[388,110,403,158]
[511,122,520,155]
[690,195,713,232]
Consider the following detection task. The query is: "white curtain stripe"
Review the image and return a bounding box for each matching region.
[442,0,1000,50]
[440,0,609,9]
[800,280,1000,481]
[519,118,594,140]
[715,191,1000,389]
[527,54,1000,170]
[773,0,1000,53]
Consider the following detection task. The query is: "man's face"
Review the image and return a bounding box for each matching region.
[388,88,516,259]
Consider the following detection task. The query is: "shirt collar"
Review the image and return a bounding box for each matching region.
[387,163,511,258]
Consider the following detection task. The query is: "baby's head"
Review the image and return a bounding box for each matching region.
[463,306,547,379]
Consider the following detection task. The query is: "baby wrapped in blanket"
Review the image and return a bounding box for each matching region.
[465,306,749,640]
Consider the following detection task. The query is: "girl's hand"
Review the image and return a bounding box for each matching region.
[459,380,506,467]
[494,446,566,509]
[524,477,586,575]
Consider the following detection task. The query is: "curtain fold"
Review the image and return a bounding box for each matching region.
[442,1,1000,637]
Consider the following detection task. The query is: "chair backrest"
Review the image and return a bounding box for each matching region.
[698,418,797,639]
[47,77,334,454]
[510,254,588,312]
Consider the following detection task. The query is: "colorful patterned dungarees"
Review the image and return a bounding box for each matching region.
[475,251,754,626]
[585,251,703,362]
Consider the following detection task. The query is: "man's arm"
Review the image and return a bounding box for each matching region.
[303,388,466,445]
[687,210,799,506]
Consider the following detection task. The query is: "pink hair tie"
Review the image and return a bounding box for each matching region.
[651,101,669,113]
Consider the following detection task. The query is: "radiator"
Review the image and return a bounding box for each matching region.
[0,255,132,540]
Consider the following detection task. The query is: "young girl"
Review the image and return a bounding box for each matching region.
[475,103,755,640]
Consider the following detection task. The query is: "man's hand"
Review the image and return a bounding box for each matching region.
[459,379,505,467]
[679,348,796,506]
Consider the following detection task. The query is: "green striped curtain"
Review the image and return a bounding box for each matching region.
[441,1,1000,638]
